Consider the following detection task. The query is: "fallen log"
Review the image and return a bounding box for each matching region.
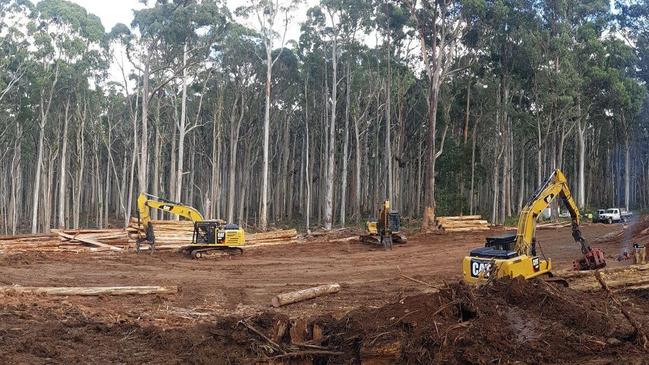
[0,234,57,241]
[272,284,341,307]
[0,242,64,249]
[437,220,489,226]
[595,271,648,349]
[0,285,178,296]
[245,240,298,249]
[437,215,482,221]
[557,263,649,280]
[54,231,123,251]
[444,227,491,232]
[247,229,298,241]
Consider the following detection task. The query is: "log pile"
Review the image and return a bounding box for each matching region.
[246,229,298,246]
[127,217,299,248]
[126,217,195,248]
[436,215,490,232]
[537,221,572,230]
[0,229,130,254]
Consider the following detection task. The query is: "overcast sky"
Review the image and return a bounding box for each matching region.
[37,0,313,42]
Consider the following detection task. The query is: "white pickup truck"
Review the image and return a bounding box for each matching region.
[598,208,632,224]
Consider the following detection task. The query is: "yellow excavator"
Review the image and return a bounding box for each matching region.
[360,201,407,250]
[463,169,606,284]
[136,193,245,258]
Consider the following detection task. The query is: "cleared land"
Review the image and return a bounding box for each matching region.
[0,222,647,364]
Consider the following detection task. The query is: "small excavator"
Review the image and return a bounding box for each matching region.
[360,201,407,250]
[463,169,606,284]
[136,193,245,258]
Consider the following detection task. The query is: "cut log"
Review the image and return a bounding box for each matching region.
[245,240,298,249]
[272,284,341,307]
[437,215,482,221]
[440,221,489,229]
[444,227,491,232]
[437,219,489,225]
[594,271,648,349]
[54,231,123,251]
[0,285,178,296]
[247,229,298,242]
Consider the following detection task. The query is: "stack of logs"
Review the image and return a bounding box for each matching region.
[0,229,129,254]
[126,217,299,249]
[1,221,300,255]
[436,215,490,232]
[537,221,572,230]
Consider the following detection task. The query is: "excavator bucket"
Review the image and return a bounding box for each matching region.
[573,248,606,271]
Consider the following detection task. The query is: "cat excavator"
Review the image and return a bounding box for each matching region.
[136,193,245,258]
[463,169,606,284]
[360,201,407,250]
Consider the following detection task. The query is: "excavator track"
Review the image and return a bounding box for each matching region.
[359,234,407,250]
[183,246,244,259]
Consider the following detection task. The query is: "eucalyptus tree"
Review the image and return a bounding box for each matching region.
[28,0,106,232]
[237,0,297,231]
[405,0,466,229]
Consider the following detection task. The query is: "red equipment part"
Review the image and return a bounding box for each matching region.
[573,248,607,271]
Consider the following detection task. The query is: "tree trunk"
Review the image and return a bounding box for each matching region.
[260,45,272,230]
[324,35,338,230]
[577,116,586,209]
[353,111,361,220]
[152,97,161,220]
[227,93,243,223]
[469,116,480,215]
[58,98,70,228]
[211,89,223,219]
[32,64,59,233]
[174,43,189,205]
[304,74,311,233]
[340,63,351,227]
[139,49,151,196]
[625,130,630,211]
[385,38,393,205]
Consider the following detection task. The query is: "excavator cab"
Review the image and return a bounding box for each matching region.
[193,221,245,246]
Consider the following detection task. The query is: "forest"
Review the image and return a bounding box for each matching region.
[0,0,648,235]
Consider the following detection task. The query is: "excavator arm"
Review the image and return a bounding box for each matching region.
[515,169,605,270]
[137,193,204,227]
[137,193,205,246]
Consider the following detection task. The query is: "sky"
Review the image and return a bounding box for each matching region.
[36,0,314,42]
[30,0,318,87]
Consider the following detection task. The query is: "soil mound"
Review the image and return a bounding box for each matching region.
[1,278,647,364]
[319,277,642,364]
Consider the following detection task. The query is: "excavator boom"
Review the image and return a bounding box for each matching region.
[137,193,204,229]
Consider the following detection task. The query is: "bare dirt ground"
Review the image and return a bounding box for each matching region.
[0,222,647,364]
